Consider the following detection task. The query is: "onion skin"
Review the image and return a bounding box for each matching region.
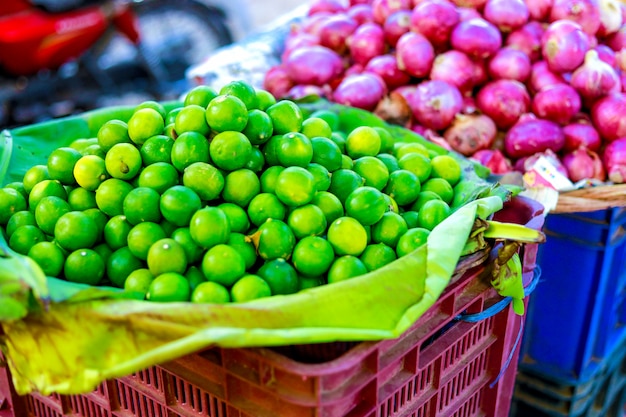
[444,113,497,155]
[602,137,626,183]
[456,6,482,20]
[333,72,388,111]
[383,10,412,47]
[365,54,412,89]
[449,0,488,9]
[282,33,320,62]
[527,0,554,21]
[562,147,606,182]
[396,32,436,78]
[528,60,567,94]
[285,46,345,86]
[308,0,346,16]
[372,0,412,24]
[488,47,532,82]
[348,22,387,66]
[505,21,545,63]
[590,92,626,141]
[347,4,376,25]
[597,0,623,38]
[470,149,514,174]
[595,45,617,68]
[483,0,530,32]
[285,84,329,101]
[318,14,359,54]
[263,65,295,99]
[408,80,464,131]
[549,0,601,36]
[606,26,626,52]
[570,50,621,101]
[531,83,582,125]
[410,0,460,47]
[504,115,565,158]
[541,20,590,73]
[563,121,602,151]
[451,18,503,59]
[476,79,531,129]
[430,50,476,94]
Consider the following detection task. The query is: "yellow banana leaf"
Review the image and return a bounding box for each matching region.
[1,196,503,396]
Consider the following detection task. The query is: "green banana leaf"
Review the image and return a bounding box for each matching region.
[0,101,507,396]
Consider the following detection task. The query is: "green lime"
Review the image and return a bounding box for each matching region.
[307,163,331,192]
[137,162,179,194]
[9,225,45,255]
[28,180,67,213]
[135,100,167,120]
[222,169,261,207]
[341,154,353,169]
[92,242,113,265]
[159,185,202,227]
[209,131,253,172]
[220,80,259,110]
[192,281,231,304]
[22,165,50,193]
[123,187,162,225]
[371,212,409,248]
[421,178,454,205]
[384,169,421,207]
[5,182,27,200]
[140,135,175,166]
[311,191,344,225]
[64,249,104,285]
[54,211,99,251]
[83,208,107,243]
[189,206,230,249]
[327,217,368,256]
[28,241,65,277]
[147,238,187,276]
[417,199,451,231]
[0,188,27,225]
[309,109,340,131]
[171,227,203,264]
[103,214,132,251]
[230,274,272,302]
[398,153,432,183]
[184,85,218,108]
[327,255,368,284]
[97,119,131,152]
[205,94,249,132]
[127,222,166,260]
[105,143,142,180]
[260,134,283,167]
[128,108,165,146]
[6,211,35,239]
[394,142,430,159]
[218,202,251,233]
[47,147,82,185]
[429,154,462,186]
[174,104,210,136]
[396,227,430,257]
[301,117,333,139]
[255,88,277,111]
[242,109,274,145]
[247,193,286,226]
[292,236,334,276]
[228,233,257,269]
[287,204,327,238]
[182,162,224,201]
[275,166,317,207]
[353,156,390,191]
[147,272,190,302]
[330,131,347,153]
[374,127,395,154]
[346,126,381,158]
[124,268,155,299]
[245,146,265,173]
[328,169,364,205]
[360,243,397,272]
[185,266,207,291]
[400,210,420,229]
[73,155,108,191]
[34,195,71,235]
[250,219,296,260]
[70,137,98,154]
[106,246,144,287]
[298,275,325,291]
[201,244,246,286]
[257,258,299,295]
[377,153,400,173]
[167,108,183,126]
[259,165,284,193]
[170,131,210,173]
[276,132,313,167]
[310,137,343,172]
[266,100,303,134]
[345,186,387,226]
[95,178,134,217]
[411,191,443,212]
[67,187,98,211]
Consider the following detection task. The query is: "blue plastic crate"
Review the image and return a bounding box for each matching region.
[519,206,626,385]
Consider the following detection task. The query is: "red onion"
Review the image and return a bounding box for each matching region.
[318,14,359,54]
[302,12,334,35]
[449,0,488,9]
[393,84,418,105]
[532,83,582,125]
[411,124,453,149]
[505,21,545,63]
[550,0,601,36]
[488,48,532,82]
[472,59,489,87]
[504,114,565,158]
[591,92,626,141]
[372,0,412,24]
[595,45,617,68]
[563,121,602,151]
[457,7,482,20]
[332,72,388,111]
[407,80,464,130]
[383,10,412,47]
[602,137,626,183]
[562,147,606,182]
[396,32,435,78]
[470,149,513,174]
[284,46,344,86]
[528,60,567,94]
[285,85,329,101]
[541,20,590,73]
[348,22,387,66]
[430,50,476,95]
[476,80,531,129]
[364,54,411,89]
[281,32,320,61]
[463,96,477,113]
[410,0,460,47]
[443,114,497,155]
[606,26,626,52]
[450,18,503,59]
[514,149,569,177]
[597,0,623,37]
[308,0,346,16]
[570,50,621,101]
[527,0,553,21]
[344,63,365,77]
[483,0,529,32]
[347,4,376,25]
[350,0,371,4]
[263,65,294,99]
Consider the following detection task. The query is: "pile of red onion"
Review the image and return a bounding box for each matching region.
[263,0,626,184]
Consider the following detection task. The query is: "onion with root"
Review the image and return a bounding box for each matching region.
[444,113,497,155]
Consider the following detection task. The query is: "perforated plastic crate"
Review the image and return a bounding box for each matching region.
[0,196,544,417]
[511,338,626,417]
[519,207,626,385]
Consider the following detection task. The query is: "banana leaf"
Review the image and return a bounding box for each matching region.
[0,102,507,396]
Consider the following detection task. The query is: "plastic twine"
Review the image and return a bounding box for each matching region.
[453,266,542,388]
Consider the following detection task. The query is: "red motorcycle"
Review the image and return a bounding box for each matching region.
[0,0,238,126]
